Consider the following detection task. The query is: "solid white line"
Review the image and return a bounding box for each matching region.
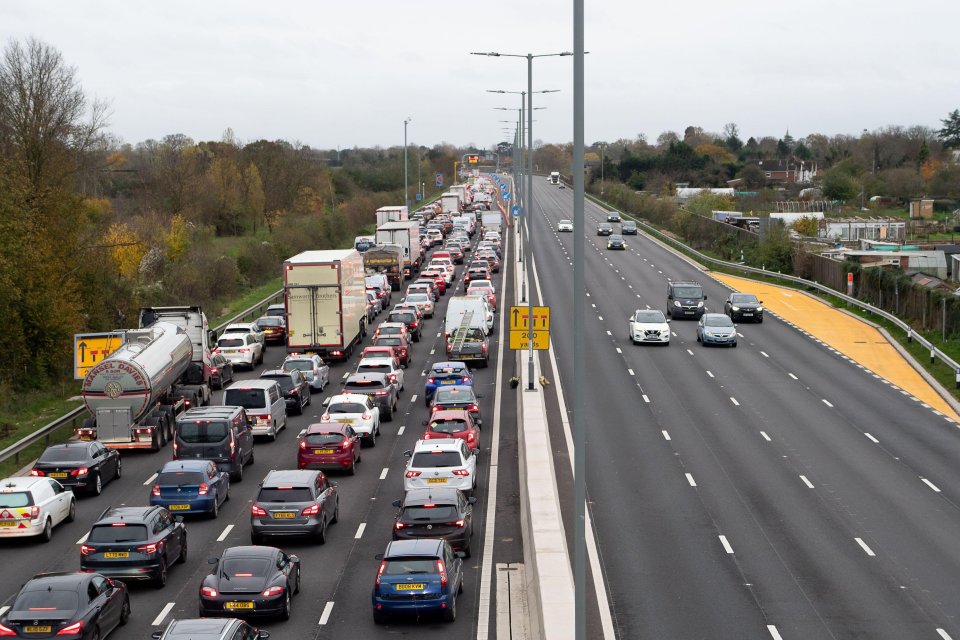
[865,432,879,444]
[143,473,158,486]
[855,537,876,556]
[922,478,942,493]
[397,426,405,435]
[318,601,335,625]
[760,351,769,358]
[706,370,714,378]
[760,431,772,441]
[936,629,953,640]
[730,397,740,406]
[152,602,176,627]
[627,368,635,376]
[642,395,650,403]
[685,473,697,487]
[615,347,622,354]
[380,467,389,480]
[76,532,89,545]
[768,626,785,640]
[410,394,417,403]
[788,373,798,380]
[822,399,834,408]
[217,524,234,542]
[800,475,815,489]
[355,523,366,539]
[719,535,734,554]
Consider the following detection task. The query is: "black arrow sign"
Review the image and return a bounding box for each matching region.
[78,341,87,362]
[512,308,521,327]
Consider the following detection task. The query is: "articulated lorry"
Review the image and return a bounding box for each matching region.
[441,192,460,215]
[363,243,405,291]
[375,206,409,227]
[375,221,422,278]
[285,249,368,362]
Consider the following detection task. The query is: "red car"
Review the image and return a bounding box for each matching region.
[371,335,411,367]
[420,269,447,294]
[298,423,362,475]
[256,316,287,344]
[422,409,481,453]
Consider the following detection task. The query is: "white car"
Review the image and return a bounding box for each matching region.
[282,353,330,391]
[428,259,456,284]
[319,393,381,445]
[403,293,435,318]
[223,322,266,347]
[356,356,405,392]
[215,333,264,368]
[558,219,574,232]
[403,439,478,494]
[628,309,671,345]
[0,476,76,541]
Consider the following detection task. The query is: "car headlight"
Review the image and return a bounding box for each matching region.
[697,301,704,307]
[756,306,763,312]
[673,301,681,307]
[730,305,740,311]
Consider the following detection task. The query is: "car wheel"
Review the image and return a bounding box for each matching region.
[368,429,377,448]
[281,590,292,621]
[251,532,264,545]
[90,473,102,497]
[331,499,339,524]
[464,542,472,559]
[732,342,738,348]
[154,560,168,588]
[443,593,457,622]
[293,401,303,416]
[294,567,301,594]
[119,596,131,625]
[178,535,188,563]
[90,627,101,640]
[232,461,243,483]
[224,483,231,502]
[269,423,277,442]
[210,496,219,519]
[115,458,122,480]
[373,610,387,625]
[348,457,356,475]
[306,389,312,406]
[383,405,393,423]
[316,518,327,545]
[66,498,76,523]
[39,518,52,543]
[248,448,255,465]
[758,316,763,324]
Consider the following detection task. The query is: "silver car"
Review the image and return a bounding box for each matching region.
[282,354,330,391]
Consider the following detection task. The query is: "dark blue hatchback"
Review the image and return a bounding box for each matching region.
[423,362,474,406]
[150,460,230,518]
[372,539,464,623]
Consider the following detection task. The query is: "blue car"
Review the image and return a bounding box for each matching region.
[424,362,474,406]
[150,459,230,518]
[372,539,464,623]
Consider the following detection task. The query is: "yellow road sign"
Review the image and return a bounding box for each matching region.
[74,332,125,380]
[510,306,550,331]
[509,329,549,350]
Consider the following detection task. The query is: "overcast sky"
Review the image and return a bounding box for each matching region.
[5,1,960,150]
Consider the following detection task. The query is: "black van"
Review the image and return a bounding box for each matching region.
[174,406,255,481]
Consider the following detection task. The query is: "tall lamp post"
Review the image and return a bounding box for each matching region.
[598,142,607,196]
[403,117,411,210]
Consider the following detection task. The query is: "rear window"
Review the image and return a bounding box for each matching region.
[328,402,367,414]
[411,452,463,468]
[376,337,401,346]
[432,368,467,380]
[258,487,313,502]
[389,312,415,324]
[382,559,438,575]
[344,379,386,392]
[401,506,459,523]
[262,375,294,392]
[283,360,313,372]
[88,524,148,543]
[435,388,474,404]
[38,447,88,463]
[224,388,268,409]
[13,590,79,613]
[177,421,229,444]
[429,419,468,434]
[218,338,244,348]
[305,433,345,446]
[0,492,33,508]
[377,326,402,335]
[357,364,390,374]
[156,471,205,486]
[257,317,284,327]
[222,557,271,578]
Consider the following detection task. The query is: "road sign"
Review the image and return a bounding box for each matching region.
[510,306,550,331]
[435,173,443,187]
[503,192,510,200]
[74,332,126,380]
[415,193,423,201]
[509,329,549,350]
[467,154,479,164]
[500,183,507,192]
[511,205,520,215]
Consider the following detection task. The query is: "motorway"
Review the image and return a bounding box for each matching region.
[0,228,522,639]
[529,178,960,640]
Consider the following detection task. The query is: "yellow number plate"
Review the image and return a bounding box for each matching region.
[336,419,354,424]
[0,521,17,527]
[168,504,190,511]
[395,583,426,591]
[314,449,334,455]
[273,512,296,519]
[24,626,52,633]
[225,601,255,610]
[103,551,129,559]
[426,478,448,484]
[49,472,68,478]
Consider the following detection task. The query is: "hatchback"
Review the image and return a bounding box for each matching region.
[152,619,270,640]
[403,439,477,495]
[255,316,286,344]
[423,362,474,405]
[370,335,411,367]
[697,313,738,347]
[422,409,480,453]
[386,309,422,342]
[371,539,465,623]
[342,373,399,422]
[150,460,230,518]
[430,385,483,426]
[318,393,381,445]
[281,353,330,391]
[297,423,362,474]
[392,487,476,556]
[250,470,338,545]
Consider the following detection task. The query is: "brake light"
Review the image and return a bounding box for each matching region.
[448,520,466,528]
[212,349,221,355]
[362,412,371,420]
[411,321,419,328]
[467,433,475,442]
[461,377,469,383]
[198,483,209,495]
[151,484,160,497]
[452,469,470,477]
[405,470,422,478]
[299,440,307,450]
[210,367,219,374]
[301,503,320,516]
[30,468,43,476]
[0,623,17,637]
[468,404,478,412]
[424,433,432,439]
[341,438,352,450]
[394,521,406,530]
[374,391,388,396]
[238,348,250,353]
[389,374,397,383]
[291,387,300,395]
[201,586,218,598]
[57,622,83,636]
[427,377,436,384]
[80,544,96,556]
[229,432,236,459]
[262,585,284,597]
[138,542,159,555]
[431,405,440,412]
[376,560,387,586]
[437,559,448,586]
[481,343,488,354]
[251,504,267,517]
[28,506,40,520]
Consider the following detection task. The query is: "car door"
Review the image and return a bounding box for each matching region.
[90,575,121,631]
[94,442,117,480]
[156,511,180,565]
[277,550,296,590]
[316,357,330,389]
[317,475,336,522]
[44,480,70,523]
[462,442,477,478]
[392,358,404,390]
[237,414,253,461]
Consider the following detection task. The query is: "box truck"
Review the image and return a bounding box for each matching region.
[375,206,409,227]
[441,192,460,215]
[284,249,367,362]
[375,221,422,277]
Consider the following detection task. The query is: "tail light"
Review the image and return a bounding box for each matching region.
[80,544,96,556]
[201,586,218,598]
[411,321,419,328]
[388,374,397,383]
[198,483,209,495]
[210,367,219,374]
[341,438,352,450]
[468,404,479,412]
[423,433,432,440]
[376,560,387,586]
[394,521,406,530]
[229,433,236,459]
[427,377,436,384]
[212,349,222,355]
[431,405,440,412]
[138,542,160,555]
[70,467,89,476]
[291,387,300,395]
[320,414,331,422]
[448,520,466,528]
[29,468,43,476]
[362,412,371,420]
[461,377,470,383]
[251,504,267,517]
[28,506,40,520]
[238,348,250,353]
[0,623,17,637]
[299,440,307,450]
[374,390,388,396]
[452,469,470,477]
[437,559,448,586]
[446,344,452,353]
[262,586,284,597]
[467,433,475,442]
[151,484,161,497]
[57,622,83,636]
[481,343,488,354]
[301,503,320,516]
[405,470,422,478]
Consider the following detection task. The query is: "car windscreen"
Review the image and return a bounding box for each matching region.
[258,488,313,502]
[435,388,474,403]
[706,316,735,327]
[221,557,272,578]
[429,419,468,434]
[305,433,346,446]
[38,447,89,463]
[156,471,206,486]
[261,375,294,392]
[283,360,313,372]
[0,492,32,508]
[674,287,702,298]
[401,505,459,522]
[177,421,229,443]
[218,337,244,348]
[411,452,463,468]
[12,590,79,613]
[88,524,148,543]
[634,311,665,323]
[328,402,367,414]
[731,294,759,304]
[223,388,267,409]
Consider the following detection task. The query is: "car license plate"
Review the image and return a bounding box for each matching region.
[49,472,68,478]
[395,583,426,591]
[225,601,255,610]
[24,626,52,633]
[336,419,354,424]
[273,512,296,519]
[314,449,334,455]
[168,504,190,511]
[440,380,457,385]
[742,312,753,316]
[0,521,16,527]
[427,478,447,484]
[104,551,129,558]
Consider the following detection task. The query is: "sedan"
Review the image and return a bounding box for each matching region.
[297,423,362,474]
[31,441,121,495]
[255,316,286,345]
[628,309,671,345]
[209,353,235,390]
[697,313,738,347]
[200,546,301,620]
[724,292,764,323]
[557,219,573,232]
[606,234,626,250]
[0,572,130,639]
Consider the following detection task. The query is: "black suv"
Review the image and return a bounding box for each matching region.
[667,281,707,320]
[342,373,399,421]
[260,369,311,415]
[80,506,187,587]
[387,309,422,342]
[392,487,476,557]
[174,406,254,481]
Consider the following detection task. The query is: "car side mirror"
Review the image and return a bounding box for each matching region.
[392,499,401,508]
[468,497,477,504]
[666,318,671,323]
[258,632,271,639]
[175,516,184,523]
[403,450,412,457]
[703,295,707,300]
[374,553,384,561]
[475,393,484,399]
[208,557,219,565]
[329,481,338,488]
[455,551,467,559]
[667,294,673,299]
[421,420,428,426]
[760,300,764,304]
[289,555,299,564]
[152,633,163,640]
[297,429,306,438]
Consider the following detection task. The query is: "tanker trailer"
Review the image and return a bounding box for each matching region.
[78,322,200,451]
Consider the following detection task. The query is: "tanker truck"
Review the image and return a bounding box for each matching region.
[78,321,212,451]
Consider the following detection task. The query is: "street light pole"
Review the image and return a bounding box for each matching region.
[599,143,607,196]
[403,117,411,210]
[526,54,535,390]
[573,1,586,636]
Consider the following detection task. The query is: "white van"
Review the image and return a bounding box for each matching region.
[222,379,288,441]
[445,296,494,337]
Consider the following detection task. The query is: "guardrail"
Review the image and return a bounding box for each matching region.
[0,289,285,471]
[583,189,960,387]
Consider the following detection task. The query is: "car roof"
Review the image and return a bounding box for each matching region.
[159,460,213,473]
[703,313,731,320]
[224,323,255,330]
[225,379,277,390]
[23,572,91,590]
[429,409,472,421]
[182,406,242,419]
[0,477,48,491]
[412,438,463,452]
[260,369,294,378]
[262,469,319,487]
[96,505,161,524]
[346,372,389,383]
[431,361,468,371]
[402,487,461,505]
[305,422,351,435]
[326,393,372,404]
[164,618,237,635]
[434,385,476,395]
[221,545,277,560]
[44,442,90,451]
[385,538,445,559]
[284,353,318,361]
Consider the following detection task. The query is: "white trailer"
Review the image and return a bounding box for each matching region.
[376,221,422,277]
[284,249,367,362]
[375,206,409,227]
[441,192,460,214]
[481,212,503,233]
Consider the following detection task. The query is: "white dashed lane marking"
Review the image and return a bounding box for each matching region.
[152,603,176,627]
[318,601,335,625]
[685,473,697,487]
[800,475,815,489]
[143,473,158,486]
[922,478,942,493]
[865,433,879,444]
[760,431,772,442]
[380,467,389,480]
[662,430,671,441]
[355,523,366,539]
[719,535,734,554]
[855,537,876,556]
[217,525,234,542]
[730,397,740,406]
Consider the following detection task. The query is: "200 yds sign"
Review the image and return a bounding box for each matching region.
[509,330,549,350]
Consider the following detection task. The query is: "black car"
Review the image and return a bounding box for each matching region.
[606,211,621,222]
[209,353,235,390]
[0,572,130,639]
[429,385,483,426]
[260,369,311,415]
[622,220,638,235]
[174,406,254,481]
[80,506,187,587]
[342,373,399,421]
[392,487,476,557]
[199,546,301,620]
[596,222,613,236]
[153,619,270,640]
[387,309,422,342]
[31,441,121,495]
[667,281,707,320]
[606,234,626,250]
[724,292,764,323]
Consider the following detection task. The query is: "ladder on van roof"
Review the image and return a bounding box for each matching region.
[449,310,475,354]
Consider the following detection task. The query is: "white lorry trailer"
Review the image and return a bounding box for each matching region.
[375,221,422,277]
[481,212,503,234]
[441,192,460,215]
[375,206,409,227]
